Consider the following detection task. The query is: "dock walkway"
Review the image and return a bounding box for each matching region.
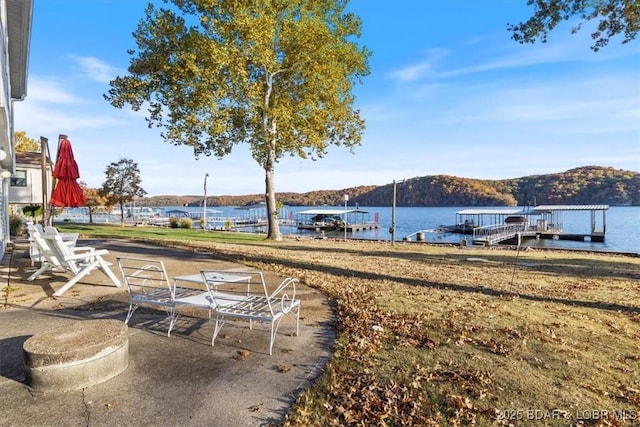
[471,224,537,245]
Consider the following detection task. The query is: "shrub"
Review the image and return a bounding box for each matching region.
[179,217,193,229]
[168,216,179,228]
[9,214,25,237]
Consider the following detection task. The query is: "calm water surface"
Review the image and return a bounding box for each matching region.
[57,205,640,254]
[282,206,640,254]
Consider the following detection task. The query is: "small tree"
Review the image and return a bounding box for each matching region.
[80,181,106,224]
[100,158,146,225]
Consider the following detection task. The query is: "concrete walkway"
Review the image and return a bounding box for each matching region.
[0,238,335,426]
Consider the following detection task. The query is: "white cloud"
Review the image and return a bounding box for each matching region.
[23,77,84,104]
[69,55,121,83]
[387,48,449,82]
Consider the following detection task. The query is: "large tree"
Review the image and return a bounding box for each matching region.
[100,158,146,224]
[105,0,370,240]
[509,0,639,51]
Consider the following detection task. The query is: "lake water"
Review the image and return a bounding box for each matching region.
[56,205,640,254]
[281,206,640,254]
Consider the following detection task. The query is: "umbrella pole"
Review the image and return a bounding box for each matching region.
[40,137,50,226]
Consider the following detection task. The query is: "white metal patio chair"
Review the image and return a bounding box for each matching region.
[200,270,301,355]
[27,231,120,297]
[116,257,226,336]
[117,257,177,335]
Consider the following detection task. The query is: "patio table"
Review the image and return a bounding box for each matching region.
[171,272,252,308]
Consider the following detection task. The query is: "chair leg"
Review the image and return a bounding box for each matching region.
[294,303,301,336]
[211,315,226,347]
[268,319,277,356]
[168,307,178,337]
[125,303,138,324]
[27,263,50,281]
[52,262,98,297]
[98,258,122,287]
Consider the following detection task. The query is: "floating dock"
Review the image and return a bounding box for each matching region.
[407,205,608,246]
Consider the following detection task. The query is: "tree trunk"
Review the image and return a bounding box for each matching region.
[265,140,282,241]
[262,74,281,241]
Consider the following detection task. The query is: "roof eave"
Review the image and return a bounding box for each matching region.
[7,0,33,100]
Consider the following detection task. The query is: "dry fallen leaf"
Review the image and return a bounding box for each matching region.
[233,349,251,360]
[277,364,291,373]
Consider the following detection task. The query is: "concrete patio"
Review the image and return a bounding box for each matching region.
[0,238,335,426]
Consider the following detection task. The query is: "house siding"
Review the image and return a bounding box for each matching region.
[0,0,33,259]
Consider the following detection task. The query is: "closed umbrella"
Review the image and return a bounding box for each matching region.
[50,139,86,207]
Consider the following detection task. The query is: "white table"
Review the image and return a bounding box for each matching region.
[173,272,251,285]
[172,272,252,309]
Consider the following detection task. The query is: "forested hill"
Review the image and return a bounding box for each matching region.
[145,166,640,207]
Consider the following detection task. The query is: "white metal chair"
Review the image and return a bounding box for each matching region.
[116,257,221,336]
[117,257,177,335]
[27,231,120,297]
[200,270,301,355]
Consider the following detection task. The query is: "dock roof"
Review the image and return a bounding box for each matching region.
[532,205,609,211]
[297,208,369,215]
[455,208,524,215]
[456,205,609,216]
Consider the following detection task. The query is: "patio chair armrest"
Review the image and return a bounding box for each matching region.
[270,277,297,300]
[268,277,298,313]
[69,246,95,253]
[60,232,79,241]
[64,249,109,261]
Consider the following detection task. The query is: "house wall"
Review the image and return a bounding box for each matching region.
[0,1,12,255]
[9,164,51,205]
[0,0,33,259]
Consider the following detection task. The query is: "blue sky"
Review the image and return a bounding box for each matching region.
[14,0,640,197]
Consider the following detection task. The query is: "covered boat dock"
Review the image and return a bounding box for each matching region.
[296,208,379,232]
[424,205,609,246]
[530,204,608,242]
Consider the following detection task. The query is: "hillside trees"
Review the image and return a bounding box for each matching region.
[138,167,639,207]
[105,0,370,240]
[509,0,639,51]
[510,166,639,205]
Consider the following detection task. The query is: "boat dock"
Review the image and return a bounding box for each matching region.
[406,205,609,246]
[295,208,379,233]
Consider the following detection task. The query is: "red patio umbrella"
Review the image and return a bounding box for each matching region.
[50,138,86,207]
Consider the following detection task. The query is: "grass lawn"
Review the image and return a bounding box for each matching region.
[60,223,640,426]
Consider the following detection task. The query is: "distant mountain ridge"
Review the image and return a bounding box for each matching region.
[145,166,640,207]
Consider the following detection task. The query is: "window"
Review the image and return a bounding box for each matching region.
[10,170,27,187]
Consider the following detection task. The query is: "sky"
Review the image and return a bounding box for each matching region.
[14,0,640,197]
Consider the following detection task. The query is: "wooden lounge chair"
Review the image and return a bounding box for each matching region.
[27,231,120,297]
[200,270,301,355]
[26,223,77,265]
